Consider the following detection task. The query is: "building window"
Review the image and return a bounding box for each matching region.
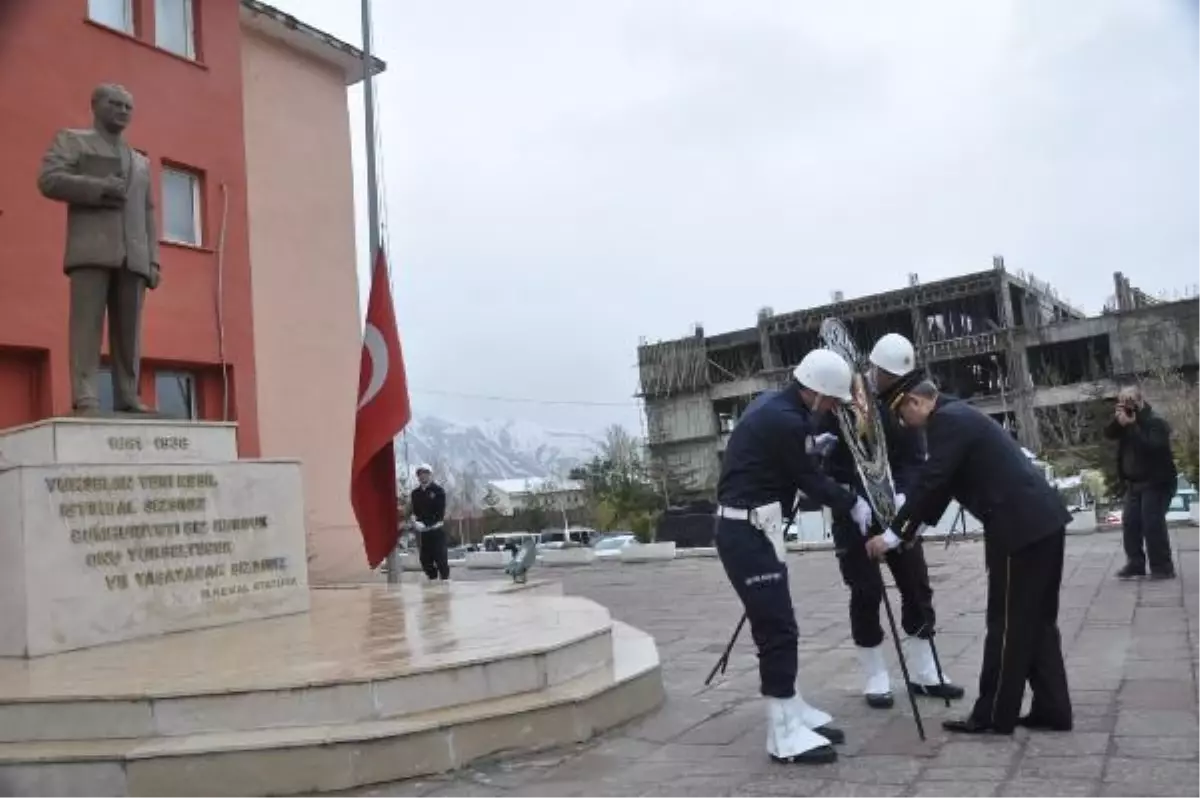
[155,0,195,59]
[155,371,197,419]
[161,167,202,246]
[88,0,134,34]
[96,367,116,414]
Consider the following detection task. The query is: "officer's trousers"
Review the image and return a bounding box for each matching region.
[971,529,1072,733]
[419,527,450,580]
[714,516,797,699]
[833,517,935,648]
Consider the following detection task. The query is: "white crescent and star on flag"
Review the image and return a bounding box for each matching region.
[358,322,388,411]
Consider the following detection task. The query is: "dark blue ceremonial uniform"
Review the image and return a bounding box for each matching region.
[891,396,1073,733]
[716,383,858,698]
[823,400,939,648]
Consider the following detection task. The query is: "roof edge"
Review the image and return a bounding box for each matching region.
[240,0,386,86]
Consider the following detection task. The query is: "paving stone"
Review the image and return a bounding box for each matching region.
[1117,679,1196,710]
[913,782,1000,797]
[813,782,902,796]
[997,778,1100,796]
[1024,731,1110,756]
[725,777,830,796]
[348,532,1200,798]
[827,755,924,785]
[1111,735,1200,761]
[1103,757,1200,786]
[933,740,1023,767]
[1015,755,1105,780]
[920,766,1009,781]
[1114,709,1199,737]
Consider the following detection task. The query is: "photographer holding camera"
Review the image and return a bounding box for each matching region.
[1104,386,1177,580]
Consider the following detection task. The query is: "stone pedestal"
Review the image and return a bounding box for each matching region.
[0,418,309,657]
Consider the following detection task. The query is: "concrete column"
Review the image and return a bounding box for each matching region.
[996,273,1041,450]
[758,320,778,371]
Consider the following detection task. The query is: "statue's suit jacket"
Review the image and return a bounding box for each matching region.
[37,128,159,283]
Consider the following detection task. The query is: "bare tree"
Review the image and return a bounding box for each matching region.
[1140,366,1199,484]
[1033,366,1111,476]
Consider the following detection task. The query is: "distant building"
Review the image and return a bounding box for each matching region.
[638,263,1199,497]
[486,478,586,516]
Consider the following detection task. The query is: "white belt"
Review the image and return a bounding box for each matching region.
[716,506,751,521]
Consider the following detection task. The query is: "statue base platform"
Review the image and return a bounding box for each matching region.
[0,417,310,656]
[0,581,664,796]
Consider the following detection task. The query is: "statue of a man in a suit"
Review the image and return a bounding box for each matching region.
[38,83,160,415]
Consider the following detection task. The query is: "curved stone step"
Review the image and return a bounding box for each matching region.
[0,622,663,797]
[0,584,612,740]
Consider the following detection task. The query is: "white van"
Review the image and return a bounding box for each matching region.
[481,532,539,553]
[538,528,593,550]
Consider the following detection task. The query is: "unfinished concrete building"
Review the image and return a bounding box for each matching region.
[637,258,1200,497]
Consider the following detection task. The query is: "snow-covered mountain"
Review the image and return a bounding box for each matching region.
[397,416,605,482]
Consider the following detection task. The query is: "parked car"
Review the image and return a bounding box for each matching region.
[537,528,593,550]
[592,534,635,559]
[481,532,538,553]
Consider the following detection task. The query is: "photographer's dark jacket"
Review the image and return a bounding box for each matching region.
[1104,402,1177,489]
[411,483,446,528]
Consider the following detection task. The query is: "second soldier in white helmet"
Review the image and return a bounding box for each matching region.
[714,348,876,765]
[818,333,964,709]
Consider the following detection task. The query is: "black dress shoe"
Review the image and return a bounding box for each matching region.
[1149,568,1176,581]
[1116,563,1146,580]
[771,745,837,765]
[1017,714,1072,732]
[909,681,966,700]
[943,717,1011,735]
[812,725,845,745]
[866,692,894,709]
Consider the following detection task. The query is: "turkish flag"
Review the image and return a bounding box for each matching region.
[351,248,412,568]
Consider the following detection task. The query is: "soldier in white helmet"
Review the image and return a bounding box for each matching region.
[714,348,875,765]
[821,333,964,709]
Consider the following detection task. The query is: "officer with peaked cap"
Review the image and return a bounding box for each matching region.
[875,375,1073,735]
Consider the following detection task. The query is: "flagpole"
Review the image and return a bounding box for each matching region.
[360,0,401,584]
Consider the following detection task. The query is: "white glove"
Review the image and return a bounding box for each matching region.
[808,432,838,456]
[850,496,873,536]
[894,493,906,513]
[413,520,427,531]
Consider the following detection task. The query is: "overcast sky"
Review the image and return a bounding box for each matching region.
[273,0,1197,436]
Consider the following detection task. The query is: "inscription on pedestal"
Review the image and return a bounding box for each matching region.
[4,460,309,656]
[0,418,238,466]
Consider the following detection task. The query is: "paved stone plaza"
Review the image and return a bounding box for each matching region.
[358,529,1198,797]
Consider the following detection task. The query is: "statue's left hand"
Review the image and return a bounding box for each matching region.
[147,264,161,290]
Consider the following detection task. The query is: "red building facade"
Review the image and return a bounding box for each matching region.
[0,0,260,454]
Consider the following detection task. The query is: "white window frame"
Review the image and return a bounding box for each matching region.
[88,0,134,34]
[161,167,202,247]
[155,0,196,60]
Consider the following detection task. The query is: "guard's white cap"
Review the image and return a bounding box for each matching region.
[793,349,853,403]
[415,463,433,474]
[869,333,916,377]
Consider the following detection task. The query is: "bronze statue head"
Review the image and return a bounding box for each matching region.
[91,83,134,135]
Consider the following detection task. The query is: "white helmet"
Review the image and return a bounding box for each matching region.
[416,463,433,475]
[869,333,915,377]
[793,349,853,403]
